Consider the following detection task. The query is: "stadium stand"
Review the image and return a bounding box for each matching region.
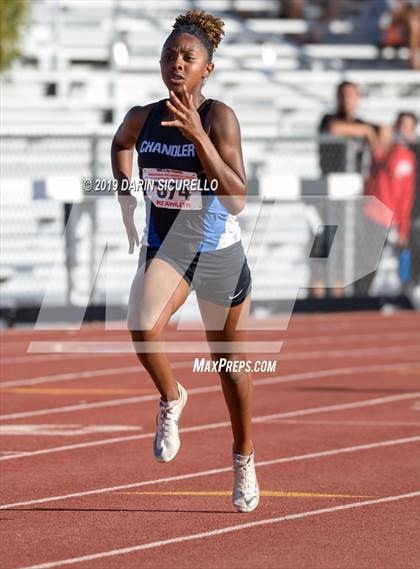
[1,0,419,317]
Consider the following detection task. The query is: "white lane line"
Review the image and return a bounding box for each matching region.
[182,318,417,331]
[1,392,418,462]
[2,330,417,365]
[26,341,417,357]
[0,354,123,365]
[1,435,418,510]
[0,424,142,437]
[268,419,420,427]
[14,490,420,569]
[27,341,283,354]
[282,331,418,346]
[2,342,418,388]
[0,366,143,388]
[279,345,418,360]
[253,392,420,424]
[0,318,418,353]
[1,361,417,421]
[0,361,191,388]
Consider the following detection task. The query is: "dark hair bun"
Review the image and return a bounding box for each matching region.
[173,10,225,51]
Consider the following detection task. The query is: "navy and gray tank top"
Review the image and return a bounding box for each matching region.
[136,98,240,254]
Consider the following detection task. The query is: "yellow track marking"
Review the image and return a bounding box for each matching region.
[114,490,374,499]
[395,368,420,375]
[0,388,155,396]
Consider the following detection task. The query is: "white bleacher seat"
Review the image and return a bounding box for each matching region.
[260,174,301,200]
[327,173,363,199]
[0,201,62,219]
[57,27,110,48]
[220,18,244,35]
[234,0,279,12]
[220,43,298,58]
[59,46,109,62]
[244,58,299,71]
[1,247,65,266]
[195,0,236,11]
[303,45,379,60]
[275,97,323,111]
[126,30,167,52]
[120,56,161,71]
[273,70,342,85]
[0,179,32,204]
[346,70,420,85]
[1,108,101,127]
[360,97,420,113]
[1,82,44,99]
[246,19,308,35]
[114,18,157,33]
[235,105,279,124]
[213,70,270,84]
[241,125,279,138]
[1,277,66,304]
[120,0,190,12]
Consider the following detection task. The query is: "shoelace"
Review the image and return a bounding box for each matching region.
[234,457,254,496]
[157,405,177,438]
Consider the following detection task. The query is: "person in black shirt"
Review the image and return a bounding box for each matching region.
[319,81,379,156]
[312,82,381,297]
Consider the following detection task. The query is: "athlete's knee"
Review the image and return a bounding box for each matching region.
[129,328,163,344]
[127,308,165,339]
[216,355,251,385]
[128,321,163,341]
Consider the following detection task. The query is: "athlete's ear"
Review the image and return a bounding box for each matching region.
[202,62,214,79]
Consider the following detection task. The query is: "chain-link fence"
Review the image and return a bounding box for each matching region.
[1,134,419,319]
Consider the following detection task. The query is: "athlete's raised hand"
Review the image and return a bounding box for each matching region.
[161,86,206,143]
[118,193,140,254]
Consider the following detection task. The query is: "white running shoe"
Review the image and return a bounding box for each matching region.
[232,449,260,513]
[153,382,187,463]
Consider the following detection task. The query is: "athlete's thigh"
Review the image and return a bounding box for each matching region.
[128,256,190,332]
[197,295,251,355]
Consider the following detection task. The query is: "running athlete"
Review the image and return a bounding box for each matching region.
[111,10,259,513]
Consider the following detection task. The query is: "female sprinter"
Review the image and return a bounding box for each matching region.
[111,10,259,513]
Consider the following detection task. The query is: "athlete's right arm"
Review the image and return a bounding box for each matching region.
[111,106,149,254]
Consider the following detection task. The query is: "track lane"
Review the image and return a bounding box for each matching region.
[2,442,419,568]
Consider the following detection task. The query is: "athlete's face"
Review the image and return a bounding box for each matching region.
[160,33,214,96]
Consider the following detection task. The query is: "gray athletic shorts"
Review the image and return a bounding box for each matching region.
[137,241,252,307]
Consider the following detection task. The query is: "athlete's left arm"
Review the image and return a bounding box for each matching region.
[195,101,247,215]
[163,88,247,215]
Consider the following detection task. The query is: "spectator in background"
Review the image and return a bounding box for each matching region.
[356,112,417,294]
[310,81,381,298]
[319,81,379,153]
[281,0,344,43]
[319,80,394,173]
[281,0,305,18]
[383,1,420,69]
[365,112,417,249]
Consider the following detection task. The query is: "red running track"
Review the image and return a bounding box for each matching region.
[0,310,419,569]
